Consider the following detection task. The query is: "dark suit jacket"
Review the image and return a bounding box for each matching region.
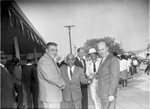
[60,65,89,102]
[22,64,38,87]
[74,57,86,72]
[98,53,120,99]
[1,65,14,108]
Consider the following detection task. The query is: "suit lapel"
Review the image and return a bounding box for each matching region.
[65,65,71,81]
[1,66,12,78]
[98,53,111,70]
[71,66,78,81]
[45,53,60,74]
[75,57,83,68]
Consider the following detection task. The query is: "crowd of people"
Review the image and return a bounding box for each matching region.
[1,41,149,109]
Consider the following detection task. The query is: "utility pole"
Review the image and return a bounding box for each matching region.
[64,25,75,54]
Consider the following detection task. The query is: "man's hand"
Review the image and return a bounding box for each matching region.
[108,95,115,102]
[88,74,95,80]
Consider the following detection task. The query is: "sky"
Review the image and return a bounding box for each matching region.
[17,0,149,57]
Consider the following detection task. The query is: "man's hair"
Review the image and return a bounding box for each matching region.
[12,57,20,65]
[113,51,118,57]
[98,40,108,47]
[77,47,84,52]
[46,42,57,48]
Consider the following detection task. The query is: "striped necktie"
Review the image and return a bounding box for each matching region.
[70,67,73,79]
[93,61,96,72]
[100,58,104,65]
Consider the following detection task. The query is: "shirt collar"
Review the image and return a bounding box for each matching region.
[102,52,109,59]
[91,58,98,63]
[77,56,82,61]
[27,63,32,66]
[0,63,4,68]
[68,65,75,69]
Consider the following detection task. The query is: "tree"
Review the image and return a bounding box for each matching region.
[83,36,124,54]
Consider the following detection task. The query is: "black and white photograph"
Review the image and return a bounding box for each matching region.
[1,0,149,109]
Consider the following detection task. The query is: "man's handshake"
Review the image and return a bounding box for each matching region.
[88,74,95,80]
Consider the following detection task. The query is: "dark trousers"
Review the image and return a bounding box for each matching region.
[81,84,88,109]
[132,66,137,74]
[1,90,14,108]
[145,65,149,75]
[14,83,23,108]
[26,84,38,109]
[130,67,133,75]
[101,98,116,109]
[121,79,127,87]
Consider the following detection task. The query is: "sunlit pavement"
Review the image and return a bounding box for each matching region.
[88,69,150,109]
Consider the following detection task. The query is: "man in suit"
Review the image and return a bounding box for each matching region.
[97,41,120,109]
[22,55,39,109]
[60,54,91,109]
[37,42,66,109]
[0,51,14,108]
[74,47,88,109]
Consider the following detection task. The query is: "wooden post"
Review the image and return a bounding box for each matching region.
[34,47,38,64]
[14,37,20,59]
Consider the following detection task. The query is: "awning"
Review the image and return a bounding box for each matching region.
[1,0,46,55]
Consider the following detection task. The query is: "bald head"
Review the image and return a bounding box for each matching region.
[67,54,75,67]
[97,41,109,57]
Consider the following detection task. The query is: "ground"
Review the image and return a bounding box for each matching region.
[88,69,150,109]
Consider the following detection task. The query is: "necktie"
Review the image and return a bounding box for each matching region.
[80,58,84,68]
[70,67,73,79]
[93,61,96,72]
[100,58,104,65]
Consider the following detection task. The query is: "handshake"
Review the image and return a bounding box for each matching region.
[88,73,98,80]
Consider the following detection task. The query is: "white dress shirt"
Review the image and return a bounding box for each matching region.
[67,65,75,80]
[86,58,101,77]
[77,56,84,68]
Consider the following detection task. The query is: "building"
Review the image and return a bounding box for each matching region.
[1,0,46,62]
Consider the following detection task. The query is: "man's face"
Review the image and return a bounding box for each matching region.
[97,42,108,57]
[78,49,85,58]
[67,54,75,67]
[90,53,97,61]
[1,55,7,65]
[46,45,57,59]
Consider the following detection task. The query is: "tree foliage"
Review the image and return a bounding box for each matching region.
[83,36,124,54]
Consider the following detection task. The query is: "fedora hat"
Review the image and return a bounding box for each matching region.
[88,48,97,55]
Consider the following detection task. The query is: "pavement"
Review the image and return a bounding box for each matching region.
[88,69,150,109]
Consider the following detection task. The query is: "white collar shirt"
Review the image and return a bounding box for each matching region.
[101,52,109,64]
[0,63,4,68]
[86,58,101,76]
[27,63,32,66]
[67,65,75,80]
[77,56,84,68]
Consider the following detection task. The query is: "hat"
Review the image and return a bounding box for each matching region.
[26,54,34,60]
[88,48,97,55]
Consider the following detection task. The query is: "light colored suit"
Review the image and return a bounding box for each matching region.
[86,58,102,109]
[60,65,89,109]
[37,53,65,108]
[98,53,120,109]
